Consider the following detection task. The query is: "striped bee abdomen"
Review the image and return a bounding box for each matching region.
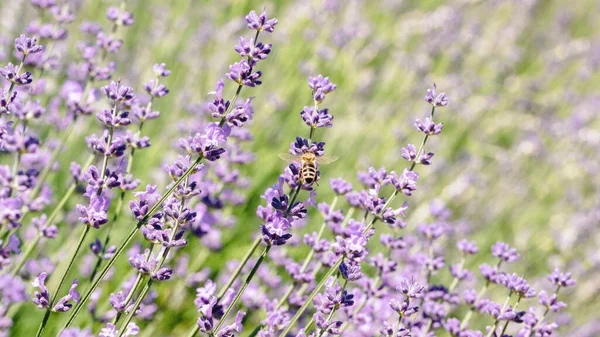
[300,162,318,184]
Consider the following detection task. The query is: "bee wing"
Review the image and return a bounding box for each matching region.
[316,155,339,165]
[279,153,301,162]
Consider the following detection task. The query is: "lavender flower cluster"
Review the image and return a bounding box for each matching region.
[0,2,580,337]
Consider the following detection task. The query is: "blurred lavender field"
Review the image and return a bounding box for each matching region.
[0,0,599,336]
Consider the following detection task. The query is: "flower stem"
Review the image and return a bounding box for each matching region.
[275,196,338,309]
[216,235,262,302]
[10,154,95,277]
[59,156,203,333]
[35,225,91,337]
[117,278,153,337]
[30,122,76,199]
[10,233,41,277]
[211,244,271,335]
[485,292,512,337]
[500,295,522,335]
[277,257,343,337]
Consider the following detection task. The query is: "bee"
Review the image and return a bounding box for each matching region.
[279,152,339,184]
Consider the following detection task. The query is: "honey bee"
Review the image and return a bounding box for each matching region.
[279,152,339,184]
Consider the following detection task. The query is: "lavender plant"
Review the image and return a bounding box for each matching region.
[0,1,590,337]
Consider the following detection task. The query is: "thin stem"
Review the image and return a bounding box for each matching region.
[216,235,261,302]
[10,233,42,276]
[187,325,200,337]
[117,278,153,337]
[316,278,347,337]
[60,156,203,332]
[460,260,503,329]
[35,225,91,337]
[500,295,522,335]
[277,258,343,337]
[485,292,512,337]
[211,245,271,335]
[10,155,95,276]
[30,122,76,199]
[111,272,144,325]
[275,195,338,309]
[409,106,436,171]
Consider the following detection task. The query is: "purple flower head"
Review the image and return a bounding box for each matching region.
[357,166,387,188]
[101,81,135,102]
[261,214,292,246]
[308,75,337,103]
[479,264,499,283]
[234,37,272,64]
[30,0,57,9]
[339,261,362,281]
[227,97,254,127]
[329,178,352,195]
[32,272,50,309]
[208,79,230,118]
[144,79,169,98]
[153,63,171,77]
[96,32,123,53]
[289,137,326,157]
[384,169,419,196]
[110,291,127,311]
[99,322,139,337]
[76,194,110,229]
[334,233,368,262]
[225,60,262,87]
[53,279,80,312]
[457,239,479,255]
[414,117,443,136]
[419,151,434,165]
[96,109,131,128]
[500,273,536,298]
[216,311,246,337]
[425,84,448,107]
[15,34,43,55]
[106,7,135,26]
[0,89,17,114]
[396,278,425,299]
[538,290,566,312]
[491,241,520,263]
[301,106,333,129]
[189,123,229,161]
[547,268,576,287]
[401,144,417,162]
[245,8,278,33]
[0,63,33,85]
[32,214,58,239]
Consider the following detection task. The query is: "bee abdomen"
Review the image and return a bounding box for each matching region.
[301,162,317,184]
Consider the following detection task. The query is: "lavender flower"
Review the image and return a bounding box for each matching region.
[245,9,278,33]
[425,84,448,107]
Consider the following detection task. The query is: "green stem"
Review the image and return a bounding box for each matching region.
[500,295,522,335]
[59,156,203,333]
[409,106,436,171]
[211,245,271,335]
[10,155,94,276]
[216,235,262,302]
[35,225,91,337]
[275,196,338,310]
[30,122,76,199]
[186,325,200,337]
[485,292,512,337]
[117,278,153,337]
[277,258,343,337]
[460,260,503,330]
[316,278,347,337]
[10,233,42,276]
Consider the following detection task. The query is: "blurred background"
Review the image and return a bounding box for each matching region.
[2,0,599,335]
